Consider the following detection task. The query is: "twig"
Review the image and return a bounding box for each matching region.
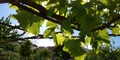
[0,21,23,30]
[92,15,120,31]
[109,34,120,36]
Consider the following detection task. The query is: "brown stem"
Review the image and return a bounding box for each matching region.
[92,15,120,31]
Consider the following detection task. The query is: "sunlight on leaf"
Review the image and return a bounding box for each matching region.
[56,33,65,45]
[98,29,110,42]
[46,21,58,28]
[112,25,120,35]
[13,10,44,34]
[75,53,86,60]
[43,28,53,38]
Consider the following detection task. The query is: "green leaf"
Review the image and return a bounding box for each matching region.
[112,25,120,35]
[102,0,109,5]
[43,28,58,45]
[46,21,58,28]
[19,40,33,57]
[27,22,40,34]
[9,4,19,10]
[56,33,65,45]
[47,7,55,16]
[63,39,86,57]
[51,29,57,45]
[76,14,100,34]
[43,28,53,38]
[48,0,58,4]
[84,36,91,46]
[98,29,110,42]
[79,32,86,43]
[92,39,98,49]
[75,53,86,60]
[13,10,44,34]
[61,20,73,37]
[86,50,100,60]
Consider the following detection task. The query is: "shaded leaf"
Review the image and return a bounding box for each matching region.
[61,20,73,37]
[63,39,86,57]
[46,21,58,28]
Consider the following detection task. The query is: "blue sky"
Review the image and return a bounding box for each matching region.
[0,3,120,47]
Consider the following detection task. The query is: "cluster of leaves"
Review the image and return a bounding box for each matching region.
[0,0,120,60]
[98,47,120,60]
[0,18,22,60]
[0,17,20,43]
[85,46,120,60]
[0,50,20,60]
[19,40,33,57]
[34,48,52,60]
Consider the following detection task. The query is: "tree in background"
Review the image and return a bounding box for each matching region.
[98,46,120,60]
[0,17,20,44]
[85,45,120,60]
[19,40,33,60]
[0,0,120,60]
[0,17,21,60]
[34,48,52,60]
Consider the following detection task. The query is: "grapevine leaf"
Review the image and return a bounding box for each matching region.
[92,39,98,49]
[86,50,100,60]
[51,29,57,45]
[84,36,91,46]
[79,32,86,43]
[61,20,73,36]
[102,0,109,5]
[98,29,110,43]
[56,33,65,45]
[48,0,58,4]
[75,53,86,60]
[9,4,19,10]
[76,15,99,34]
[112,25,120,35]
[46,21,58,29]
[27,22,40,34]
[43,28,53,38]
[43,28,58,45]
[13,10,44,34]
[63,39,86,57]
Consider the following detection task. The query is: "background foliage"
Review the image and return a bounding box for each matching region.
[0,0,120,60]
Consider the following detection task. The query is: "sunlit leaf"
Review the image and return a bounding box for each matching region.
[51,29,57,45]
[75,53,86,60]
[102,0,109,5]
[112,25,120,35]
[43,28,53,38]
[9,4,19,10]
[98,29,110,42]
[84,36,91,46]
[46,21,58,28]
[27,22,40,34]
[56,33,65,45]
[13,10,44,34]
